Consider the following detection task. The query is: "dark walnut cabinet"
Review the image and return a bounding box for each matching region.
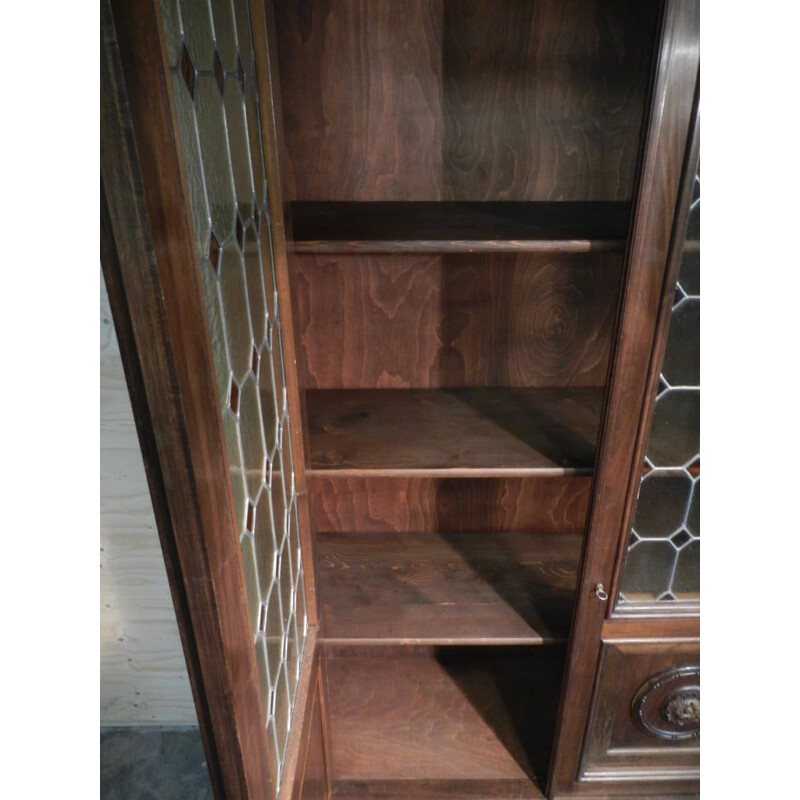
[101,0,699,797]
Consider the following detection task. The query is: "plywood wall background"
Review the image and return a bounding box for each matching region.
[100,270,197,725]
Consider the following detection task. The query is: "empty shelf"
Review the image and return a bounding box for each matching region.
[291,201,630,253]
[318,532,581,645]
[306,388,603,477]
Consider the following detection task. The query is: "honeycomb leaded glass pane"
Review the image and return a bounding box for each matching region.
[159,0,307,790]
[618,165,700,607]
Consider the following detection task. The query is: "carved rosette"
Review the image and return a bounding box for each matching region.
[663,691,700,726]
[632,666,700,741]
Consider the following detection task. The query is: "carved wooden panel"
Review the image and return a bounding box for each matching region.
[580,640,699,784]
[632,666,699,742]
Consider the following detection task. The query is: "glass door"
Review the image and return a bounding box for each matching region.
[617,162,700,610]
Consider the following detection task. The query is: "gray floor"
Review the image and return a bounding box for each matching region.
[100,727,213,799]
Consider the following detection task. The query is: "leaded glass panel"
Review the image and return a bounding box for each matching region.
[617,166,700,608]
[159,1,307,791]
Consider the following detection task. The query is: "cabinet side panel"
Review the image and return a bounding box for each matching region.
[298,675,329,800]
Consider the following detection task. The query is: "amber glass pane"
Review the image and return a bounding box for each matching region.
[618,164,700,607]
[160,0,307,790]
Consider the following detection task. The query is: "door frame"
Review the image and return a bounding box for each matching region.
[100,0,322,796]
[547,0,700,796]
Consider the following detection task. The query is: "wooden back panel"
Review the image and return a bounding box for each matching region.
[309,475,591,535]
[293,251,622,389]
[275,0,659,202]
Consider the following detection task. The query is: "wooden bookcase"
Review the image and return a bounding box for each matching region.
[101,0,699,797]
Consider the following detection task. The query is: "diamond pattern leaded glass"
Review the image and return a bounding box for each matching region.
[159,0,307,791]
[618,166,700,607]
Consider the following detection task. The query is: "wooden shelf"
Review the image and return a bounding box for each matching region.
[326,646,564,796]
[306,388,602,477]
[291,201,630,254]
[318,532,581,645]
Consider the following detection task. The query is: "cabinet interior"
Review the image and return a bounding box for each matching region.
[270,0,661,794]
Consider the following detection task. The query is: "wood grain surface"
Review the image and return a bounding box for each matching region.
[291,201,630,253]
[293,252,622,389]
[317,532,581,644]
[297,674,329,800]
[307,388,603,475]
[275,0,658,202]
[309,475,591,535]
[325,647,565,786]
